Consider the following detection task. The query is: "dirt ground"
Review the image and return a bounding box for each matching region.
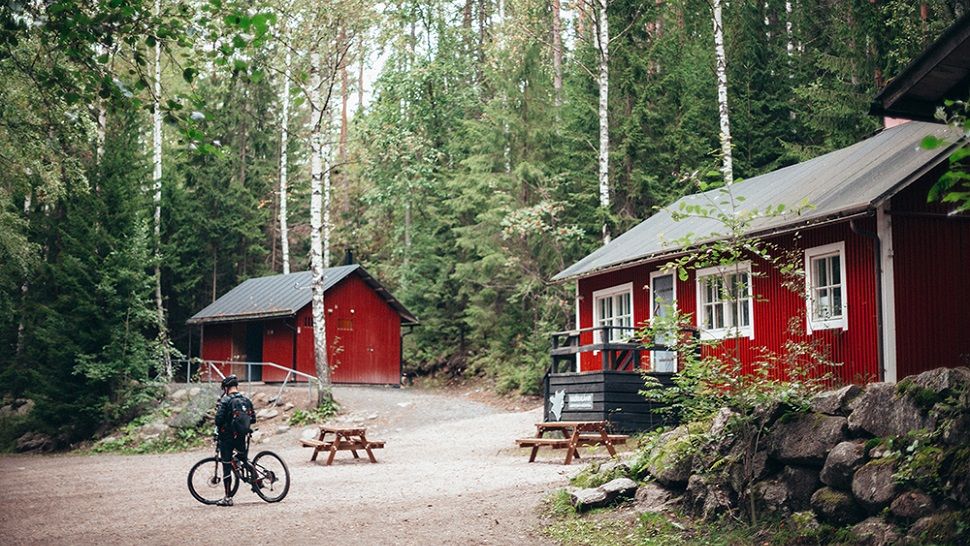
[0,385,622,545]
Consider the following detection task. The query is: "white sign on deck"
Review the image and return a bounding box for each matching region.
[567,392,593,410]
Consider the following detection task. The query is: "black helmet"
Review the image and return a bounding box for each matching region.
[221,374,239,389]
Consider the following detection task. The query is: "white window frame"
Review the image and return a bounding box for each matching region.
[649,269,678,373]
[591,282,634,345]
[804,241,848,333]
[694,261,755,340]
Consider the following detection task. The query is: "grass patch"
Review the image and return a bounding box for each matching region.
[544,502,840,546]
[90,412,210,455]
[288,399,340,426]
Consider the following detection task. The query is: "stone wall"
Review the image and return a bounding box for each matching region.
[571,367,970,545]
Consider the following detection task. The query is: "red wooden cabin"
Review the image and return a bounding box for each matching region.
[187,265,417,385]
[549,121,969,431]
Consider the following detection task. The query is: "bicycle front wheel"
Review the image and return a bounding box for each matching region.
[187,456,239,505]
[251,451,290,503]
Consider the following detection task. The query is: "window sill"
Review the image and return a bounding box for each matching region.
[807,318,847,333]
[699,327,754,341]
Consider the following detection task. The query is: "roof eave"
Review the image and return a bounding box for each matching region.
[551,207,874,284]
[187,309,296,325]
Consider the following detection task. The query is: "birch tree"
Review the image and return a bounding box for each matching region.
[291,0,367,405]
[278,34,293,275]
[551,0,563,108]
[152,0,172,377]
[712,0,734,186]
[595,0,611,242]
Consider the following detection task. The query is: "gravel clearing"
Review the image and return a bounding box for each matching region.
[0,385,608,545]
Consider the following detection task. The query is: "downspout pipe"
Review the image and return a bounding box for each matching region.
[850,217,885,382]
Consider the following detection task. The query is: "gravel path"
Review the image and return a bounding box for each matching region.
[0,386,595,545]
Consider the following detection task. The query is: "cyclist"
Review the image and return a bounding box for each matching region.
[214,374,256,507]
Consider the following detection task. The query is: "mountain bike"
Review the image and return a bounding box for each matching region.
[187,430,290,504]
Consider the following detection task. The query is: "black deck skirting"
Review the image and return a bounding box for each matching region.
[544,371,677,433]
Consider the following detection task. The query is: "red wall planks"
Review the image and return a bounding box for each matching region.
[292,275,402,385]
[201,323,233,379]
[577,220,881,385]
[261,318,295,382]
[891,172,970,377]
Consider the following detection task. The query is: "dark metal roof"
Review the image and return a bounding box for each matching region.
[554,121,962,282]
[187,265,418,325]
[870,13,970,122]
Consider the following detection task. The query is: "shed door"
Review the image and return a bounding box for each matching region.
[650,273,677,373]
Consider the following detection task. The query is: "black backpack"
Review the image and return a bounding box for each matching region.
[228,394,254,437]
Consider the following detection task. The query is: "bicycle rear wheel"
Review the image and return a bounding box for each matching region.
[187,456,239,505]
[251,451,290,503]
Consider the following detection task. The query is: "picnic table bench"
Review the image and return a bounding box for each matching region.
[516,421,628,465]
[300,426,384,465]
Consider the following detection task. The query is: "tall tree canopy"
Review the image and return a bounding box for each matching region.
[1,0,966,445]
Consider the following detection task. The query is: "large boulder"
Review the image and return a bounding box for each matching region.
[810,385,862,416]
[15,431,53,452]
[766,414,848,466]
[851,459,900,512]
[889,490,935,521]
[820,440,866,490]
[850,517,902,546]
[810,486,865,526]
[634,482,676,514]
[906,511,966,545]
[848,383,935,437]
[907,366,970,397]
[753,466,819,516]
[569,477,637,511]
[684,474,734,522]
[644,425,695,487]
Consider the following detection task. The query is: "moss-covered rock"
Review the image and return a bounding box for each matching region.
[644,425,699,487]
[906,511,969,545]
[810,486,865,526]
[851,458,900,513]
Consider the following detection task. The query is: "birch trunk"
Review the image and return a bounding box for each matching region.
[152,0,171,377]
[323,113,333,269]
[279,44,292,275]
[596,0,611,243]
[16,194,31,356]
[712,0,734,187]
[308,51,332,404]
[552,0,562,108]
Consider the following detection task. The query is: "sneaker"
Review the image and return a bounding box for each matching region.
[215,497,234,507]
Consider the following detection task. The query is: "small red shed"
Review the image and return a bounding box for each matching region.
[187,265,417,385]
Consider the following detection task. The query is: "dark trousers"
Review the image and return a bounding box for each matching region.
[218,436,248,497]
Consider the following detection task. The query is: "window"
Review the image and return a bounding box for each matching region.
[695,262,754,340]
[804,242,848,332]
[649,270,678,373]
[592,283,634,344]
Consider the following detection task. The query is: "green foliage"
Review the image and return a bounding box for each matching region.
[921,99,970,213]
[288,399,341,426]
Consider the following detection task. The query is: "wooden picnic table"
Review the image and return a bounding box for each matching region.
[299,426,385,465]
[515,421,627,465]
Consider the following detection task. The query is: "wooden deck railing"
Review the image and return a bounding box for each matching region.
[548,326,699,375]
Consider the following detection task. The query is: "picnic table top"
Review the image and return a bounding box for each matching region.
[535,421,608,430]
[319,426,368,435]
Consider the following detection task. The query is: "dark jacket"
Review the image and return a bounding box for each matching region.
[215,392,256,439]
